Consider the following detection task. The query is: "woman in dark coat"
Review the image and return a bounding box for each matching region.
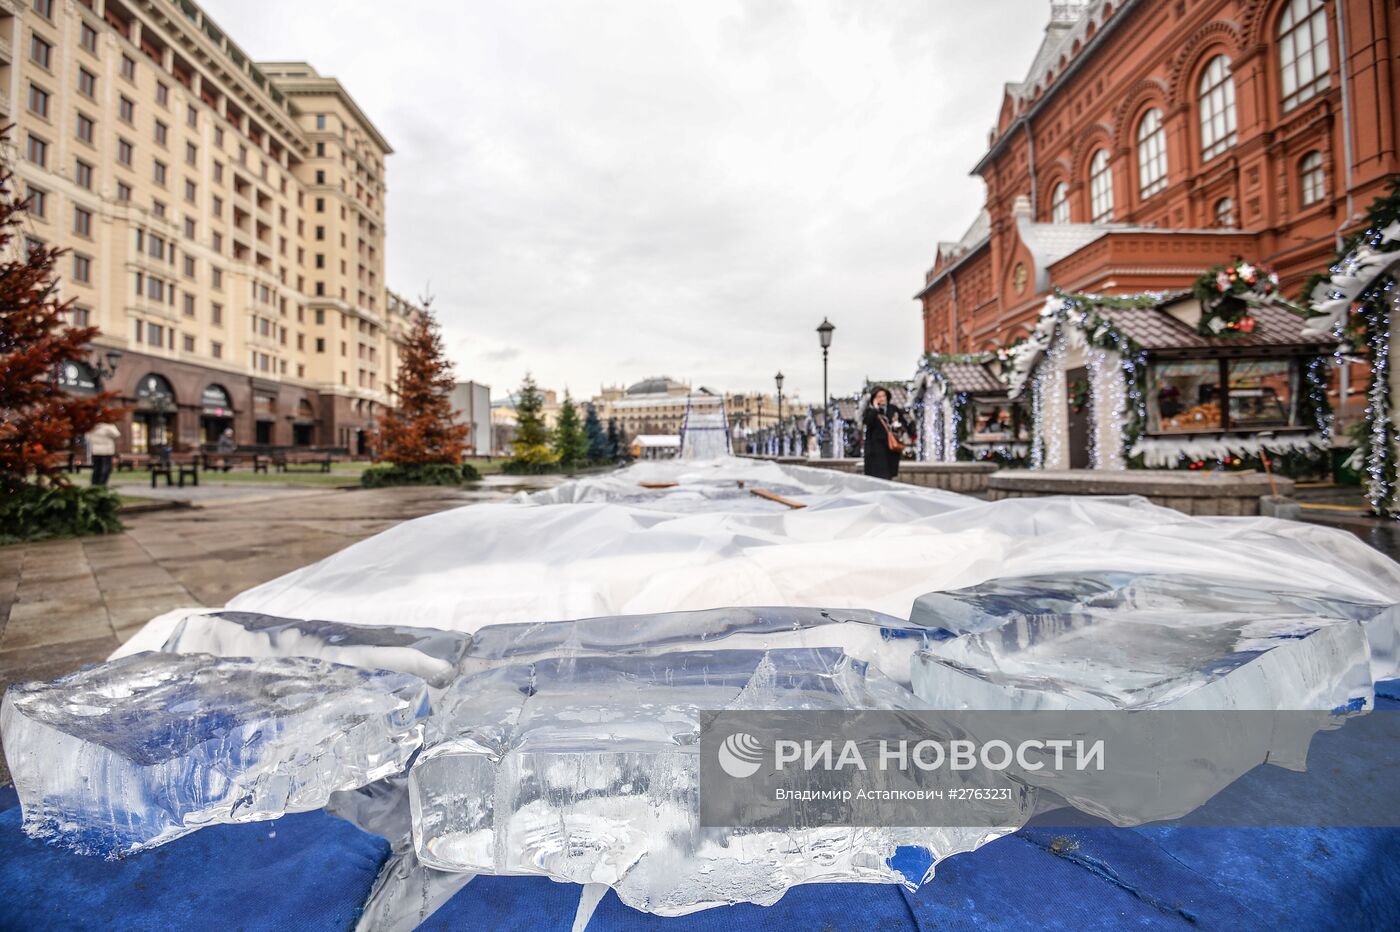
[863,386,915,480]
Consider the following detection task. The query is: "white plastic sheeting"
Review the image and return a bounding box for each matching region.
[119,457,1400,656]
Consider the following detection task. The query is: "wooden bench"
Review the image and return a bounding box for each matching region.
[274,453,333,473]
[150,457,199,488]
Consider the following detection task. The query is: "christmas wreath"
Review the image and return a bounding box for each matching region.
[1191,258,1283,337]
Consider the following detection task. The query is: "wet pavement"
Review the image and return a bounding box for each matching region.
[0,475,559,783]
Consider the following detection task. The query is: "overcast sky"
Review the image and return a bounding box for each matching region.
[204,0,1049,403]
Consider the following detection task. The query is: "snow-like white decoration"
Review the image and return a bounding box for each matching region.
[1128,432,1328,468]
[1304,220,1400,340]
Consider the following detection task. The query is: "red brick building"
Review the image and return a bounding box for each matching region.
[917,0,1398,360]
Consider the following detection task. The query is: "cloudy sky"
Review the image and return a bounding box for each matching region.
[204,0,1049,403]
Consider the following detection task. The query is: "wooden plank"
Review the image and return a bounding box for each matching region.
[638,482,678,489]
[750,488,806,509]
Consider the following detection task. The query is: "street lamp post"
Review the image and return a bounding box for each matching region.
[816,319,834,457]
[92,348,123,388]
[774,371,784,453]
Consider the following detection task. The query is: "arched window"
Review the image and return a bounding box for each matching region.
[1214,197,1236,229]
[1136,109,1168,198]
[1051,182,1071,224]
[1089,150,1114,223]
[1279,0,1330,111]
[1300,151,1326,206]
[1198,55,1238,161]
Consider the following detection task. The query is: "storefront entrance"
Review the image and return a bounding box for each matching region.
[200,384,235,444]
[133,373,177,454]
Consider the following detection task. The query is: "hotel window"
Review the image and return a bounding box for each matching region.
[75,160,93,190]
[186,142,198,165]
[73,254,92,283]
[156,83,169,107]
[212,303,223,324]
[183,217,196,238]
[71,306,91,327]
[1089,149,1113,223]
[1214,197,1236,229]
[154,121,168,147]
[187,105,199,129]
[316,114,327,130]
[153,200,166,219]
[183,293,196,317]
[76,113,96,144]
[185,179,197,203]
[213,161,224,183]
[117,137,133,165]
[1279,0,1330,111]
[120,54,135,81]
[117,181,132,202]
[79,22,98,53]
[1198,55,1238,162]
[183,334,196,353]
[25,186,47,218]
[1136,109,1168,198]
[212,267,223,288]
[315,170,326,184]
[78,67,97,97]
[30,35,53,69]
[183,254,196,277]
[73,207,92,237]
[27,83,50,117]
[212,195,223,217]
[153,160,167,186]
[1300,151,1326,206]
[119,96,135,123]
[26,135,48,168]
[33,0,54,19]
[212,341,223,359]
[214,126,224,147]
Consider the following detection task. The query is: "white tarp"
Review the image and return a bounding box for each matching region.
[117,457,1400,655]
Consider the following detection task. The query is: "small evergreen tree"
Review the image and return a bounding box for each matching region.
[508,374,557,471]
[552,392,589,469]
[0,157,119,487]
[584,404,609,463]
[606,418,621,461]
[376,299,468,466]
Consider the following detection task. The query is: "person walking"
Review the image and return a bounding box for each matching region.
[86,421,121,487]
[862,386,915,480]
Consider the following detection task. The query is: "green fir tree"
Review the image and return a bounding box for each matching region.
[552,392,589,470]
[584,404,610,463]
[507,374,558,472]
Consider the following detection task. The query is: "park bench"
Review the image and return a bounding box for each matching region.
[150,454,199,489]
[273,452,334,473]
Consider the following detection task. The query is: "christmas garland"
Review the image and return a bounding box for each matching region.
[1191,258,1285,337]
[1304,178,1400,514]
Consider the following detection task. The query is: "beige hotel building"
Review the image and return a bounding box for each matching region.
[4,0,414,455]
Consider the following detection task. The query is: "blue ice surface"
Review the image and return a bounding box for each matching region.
[2,685,1398,930]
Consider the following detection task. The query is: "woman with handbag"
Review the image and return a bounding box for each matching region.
[862,385,915,480]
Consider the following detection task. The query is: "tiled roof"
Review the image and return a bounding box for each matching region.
[938,361,1006,395]
[1098,302,1336,351]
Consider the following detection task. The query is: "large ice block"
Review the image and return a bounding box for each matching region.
[911,571,1400,680]
[161,610,470,689]
[909,573,1377,823]
[912,582,1375,712]
[409,647,1014,915]
[462,605,953,685]
[0,652,429,858]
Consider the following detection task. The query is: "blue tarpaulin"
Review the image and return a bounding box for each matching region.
[4,685,1399,930]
